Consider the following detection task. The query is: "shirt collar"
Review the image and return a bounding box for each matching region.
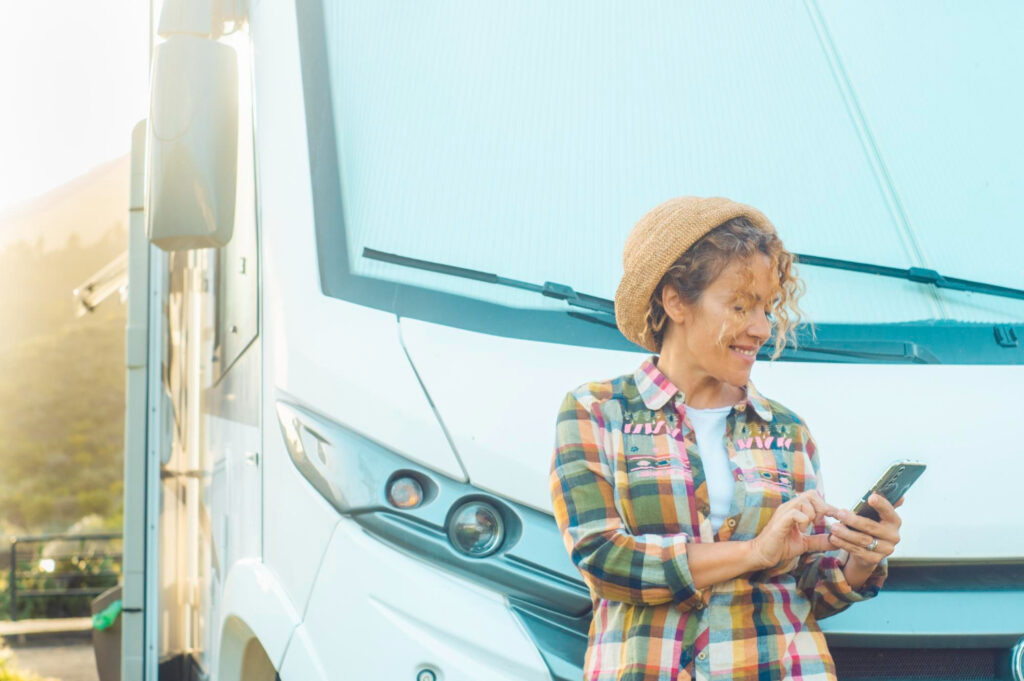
[633,354,773,422]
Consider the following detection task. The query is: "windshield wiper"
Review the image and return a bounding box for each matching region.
[794,253,1024,302]
[763,338,939,364]
[362,247,615,316]
[362,247,999,360]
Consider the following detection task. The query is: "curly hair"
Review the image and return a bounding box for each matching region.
[638,216,807,359]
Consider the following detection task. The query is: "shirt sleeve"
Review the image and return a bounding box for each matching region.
[790,422,888,620]
[549,390,704,609]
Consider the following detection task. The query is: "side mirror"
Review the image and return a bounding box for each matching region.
[147,34,238,251]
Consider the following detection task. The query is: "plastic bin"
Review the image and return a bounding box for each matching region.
[91,585,122,681]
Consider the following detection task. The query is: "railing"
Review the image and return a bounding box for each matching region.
[4,533,122,621]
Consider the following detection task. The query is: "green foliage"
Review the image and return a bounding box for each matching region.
[0,639,55,681]
[0,537,122,620]
[0,227,126,534]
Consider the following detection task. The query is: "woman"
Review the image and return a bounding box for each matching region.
[549,196,904,681]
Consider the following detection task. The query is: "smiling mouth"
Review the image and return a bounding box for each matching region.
[730,345,759,357]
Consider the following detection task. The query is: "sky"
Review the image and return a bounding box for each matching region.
[0,1,151,214]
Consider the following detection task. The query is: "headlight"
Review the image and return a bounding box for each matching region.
[448,501,505,557]
[1012,636,1024,681]
[275,399,589,616]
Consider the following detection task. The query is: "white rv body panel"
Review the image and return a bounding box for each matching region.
[278,624,330,681]
[218,559,302,671]
[748,360,1022,561]
[400,317,1023,560]
[300,517,550,681]
[247,0,342,623]
[143,249,165,681]
[122,120,153,681]
[249,0,464,484]
[250,0,467,630]
[398,317,645,513]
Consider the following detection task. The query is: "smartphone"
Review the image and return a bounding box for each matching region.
[852,460,926,521]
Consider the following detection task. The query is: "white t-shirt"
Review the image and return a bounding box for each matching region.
[684,404,734,533]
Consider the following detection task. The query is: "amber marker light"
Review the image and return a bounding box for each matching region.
[387,476,424,509]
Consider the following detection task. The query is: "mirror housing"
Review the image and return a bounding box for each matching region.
[157,0,246,39]
[147,34,238,251]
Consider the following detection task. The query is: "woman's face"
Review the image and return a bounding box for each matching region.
[661,253,777,388]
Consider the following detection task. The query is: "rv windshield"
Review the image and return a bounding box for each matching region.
[298,1,1024,358]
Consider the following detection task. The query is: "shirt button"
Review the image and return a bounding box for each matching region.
[727,518,737,528]
[698,651,707,661]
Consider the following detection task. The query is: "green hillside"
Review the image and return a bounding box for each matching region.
[0,227,126,534]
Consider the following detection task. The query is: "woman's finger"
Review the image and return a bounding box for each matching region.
[783,490,837,524]
[868,493,903,527]
[802,490,838,519]
[804,532,833,553]
[797,499,816,523]
[780,491,810,512]
[828,523,872,546]
[828,531,890,558]
[829,523,896,555]
[837,508,900,542]
[838,510,884,535]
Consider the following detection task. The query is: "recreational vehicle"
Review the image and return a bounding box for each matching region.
[112,1,1024,679]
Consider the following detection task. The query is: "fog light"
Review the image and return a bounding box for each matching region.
[387,476,424,509]
[1011,636,1024,681]
[447,501,504,557]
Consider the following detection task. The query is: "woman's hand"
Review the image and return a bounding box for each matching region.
[827,493,903,573]
[748,491,838,570]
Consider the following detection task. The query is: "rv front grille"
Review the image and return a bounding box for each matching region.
[832,647,1001,680]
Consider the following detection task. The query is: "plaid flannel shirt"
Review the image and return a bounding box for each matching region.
[549,356,887,681]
